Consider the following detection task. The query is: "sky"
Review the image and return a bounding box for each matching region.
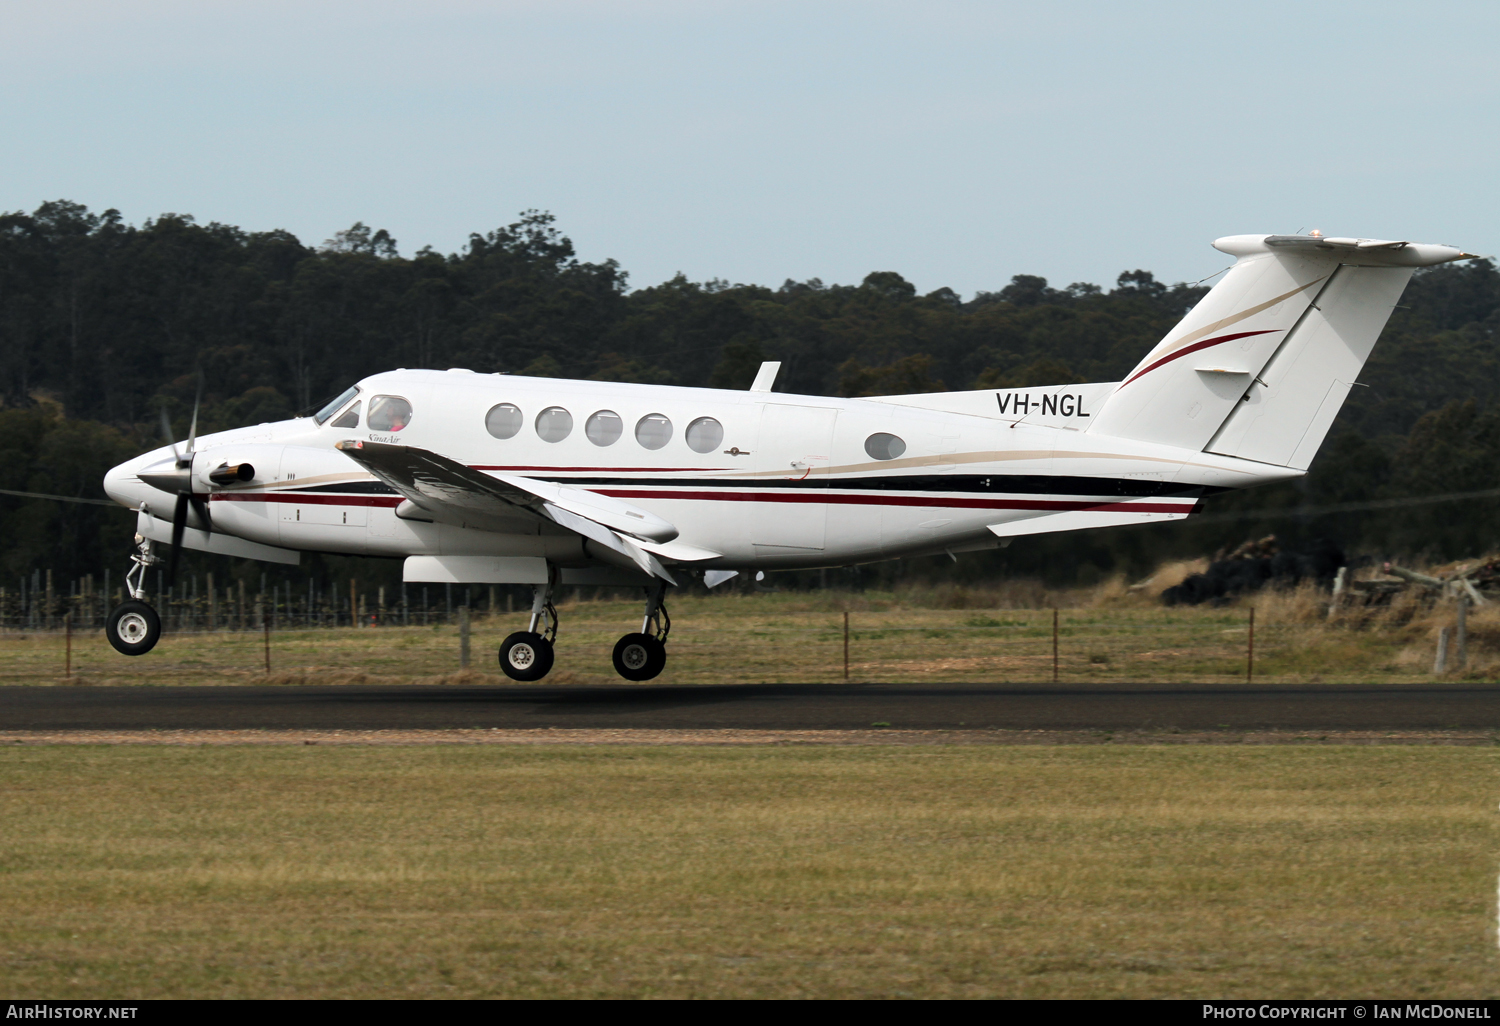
[2,0,1496,298]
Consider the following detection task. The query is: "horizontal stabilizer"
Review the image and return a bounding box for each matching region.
[987,506,1194,539]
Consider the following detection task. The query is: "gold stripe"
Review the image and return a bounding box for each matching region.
[1140,275,1326,364]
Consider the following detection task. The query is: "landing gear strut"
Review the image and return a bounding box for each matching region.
[612,583,669,681]
[499,570,558,681]
[106,531,163,656]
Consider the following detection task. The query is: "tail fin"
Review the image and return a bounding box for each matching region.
[1088,234,1476,469]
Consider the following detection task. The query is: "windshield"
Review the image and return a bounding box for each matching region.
[313,385,360,425]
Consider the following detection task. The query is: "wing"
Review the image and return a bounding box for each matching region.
[334,440,681,582]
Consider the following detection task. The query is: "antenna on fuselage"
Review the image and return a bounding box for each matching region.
[749,362,781,392]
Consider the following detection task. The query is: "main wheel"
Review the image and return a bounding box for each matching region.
[612,633,666,681]
[106,601,161,656]
[499,631,554,681]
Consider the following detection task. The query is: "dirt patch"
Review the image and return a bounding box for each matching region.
[1,728,1494,746]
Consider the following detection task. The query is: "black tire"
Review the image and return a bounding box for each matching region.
[612,633,666,681]
[106,601,161,656]
[499,631,554,681]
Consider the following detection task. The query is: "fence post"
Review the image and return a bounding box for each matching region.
[1052,609,1059,684]
[64,612,71,678]
[1456,594,1469,669]
[843,611,849,681]
[459,606,471,668]
[1247,607,1255,684]
[1434,626,1451,675]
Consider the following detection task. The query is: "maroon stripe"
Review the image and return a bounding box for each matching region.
[596,489,1194,514]
[1121,330,1279,387]
[216,489,1194,516]
[471,465,723,473]
[212,493,403,508]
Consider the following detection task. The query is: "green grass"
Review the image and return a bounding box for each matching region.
[0,744,1495,998]
[0,591,1452,686]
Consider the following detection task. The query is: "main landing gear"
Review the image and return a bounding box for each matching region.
[612,583,669,682]
[105,533,163,656]
[498,571,559,682]
[497,575,673,682]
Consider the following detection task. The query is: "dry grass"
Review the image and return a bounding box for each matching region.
[0,582,1490,686]
[0,744,1494,999]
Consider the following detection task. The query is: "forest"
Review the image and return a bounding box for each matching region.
[3,199,1500,592]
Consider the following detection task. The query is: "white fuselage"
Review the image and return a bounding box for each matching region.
[104,368,1298,573]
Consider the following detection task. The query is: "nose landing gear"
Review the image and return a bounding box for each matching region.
[499,572,558,681]
[107,601,161,656]
[105,531,163,656]
[612,583,669,681]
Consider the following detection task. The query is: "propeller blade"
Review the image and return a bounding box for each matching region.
[189,494,212,533]
[186,375,202,458]
[168,493,188,588]
[159,407,181,463]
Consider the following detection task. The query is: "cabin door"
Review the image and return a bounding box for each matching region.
[752,404,838,551]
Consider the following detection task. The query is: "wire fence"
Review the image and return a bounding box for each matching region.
[0,571,517,633]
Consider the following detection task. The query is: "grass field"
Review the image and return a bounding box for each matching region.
[0,582,1485,686]
[0,744,1494,998]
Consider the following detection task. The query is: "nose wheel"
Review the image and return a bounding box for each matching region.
[106,600,162,656]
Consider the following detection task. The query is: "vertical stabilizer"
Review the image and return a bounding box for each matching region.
[1087,234,1475,465]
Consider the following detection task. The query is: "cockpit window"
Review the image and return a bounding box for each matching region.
[367,396,412,432]
[314,385,360,425]
[330,400,361,429]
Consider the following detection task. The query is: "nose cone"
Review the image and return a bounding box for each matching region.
[103,460,143,509]
[104,446,177,511]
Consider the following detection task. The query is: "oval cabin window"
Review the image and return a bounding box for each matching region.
[367,396,412,432]
[536,407,574,443]
[635,413,673,450]
[485,403,523,439]
[864,432,906,460]
[685,417,724,454]
[585,410,623,446]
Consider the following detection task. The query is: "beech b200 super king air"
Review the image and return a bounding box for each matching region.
[102,232,1478,680]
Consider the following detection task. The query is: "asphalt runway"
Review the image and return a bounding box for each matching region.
[1,682,1498,732]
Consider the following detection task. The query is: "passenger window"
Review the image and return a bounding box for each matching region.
[685,417,723,454]
[367,395,412,432]
[635,413,673,450]
[330,401,361,429]
[485,403,523,439]
[585,410,623,446]
[864,432,906,460]
[314,385,359,425]
[536,407,573,443]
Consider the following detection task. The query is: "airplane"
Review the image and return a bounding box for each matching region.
[101,231,1478,680]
